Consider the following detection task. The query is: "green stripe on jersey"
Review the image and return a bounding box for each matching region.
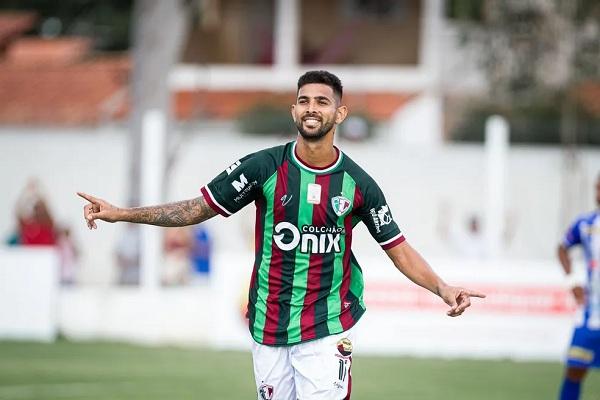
[326,172,356,333]
[253,172,278,343]
[286,169,316,343]
[349,256,366,310]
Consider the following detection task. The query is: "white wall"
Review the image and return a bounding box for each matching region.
[1,126,599,285]
[0,249,580,360]
[0,248,58,341]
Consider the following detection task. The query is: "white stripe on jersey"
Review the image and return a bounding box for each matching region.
[378,232,404,246]
[203,185,233,216]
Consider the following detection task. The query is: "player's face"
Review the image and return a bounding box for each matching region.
[291,83,347,142]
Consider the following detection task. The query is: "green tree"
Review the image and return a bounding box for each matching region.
[447,0,599,145]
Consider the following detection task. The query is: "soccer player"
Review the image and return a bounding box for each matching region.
[557,175,600,400]
[78,70,485,400]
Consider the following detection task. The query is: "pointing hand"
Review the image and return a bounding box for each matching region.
[439,285,486,317]
[77,192,121,229]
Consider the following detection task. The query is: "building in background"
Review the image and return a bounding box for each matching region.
[0,0,452,147]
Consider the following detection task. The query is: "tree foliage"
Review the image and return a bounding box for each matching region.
[447,0,600,144]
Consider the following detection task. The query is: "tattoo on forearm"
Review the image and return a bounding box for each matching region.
[127,196,217,227]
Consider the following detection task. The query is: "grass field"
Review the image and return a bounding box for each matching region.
[0,340,599,400]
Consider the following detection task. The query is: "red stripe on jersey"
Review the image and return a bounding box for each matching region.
[300,174,331,341]
[381,234,406,250]
[262,161,289,345]
[200,186,230,217]
[339,185,363,330]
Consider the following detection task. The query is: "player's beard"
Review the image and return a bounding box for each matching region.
[295,116,335,142]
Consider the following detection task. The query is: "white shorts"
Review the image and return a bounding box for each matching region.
[252,325,357,400]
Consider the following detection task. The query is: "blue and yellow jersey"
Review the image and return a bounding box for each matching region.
[563,210,600,330]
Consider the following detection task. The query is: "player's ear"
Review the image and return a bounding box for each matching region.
[335,105,348,125]
[290,104,297,123]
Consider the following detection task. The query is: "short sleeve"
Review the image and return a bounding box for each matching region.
[355,178,405,250]
[201,152,265,217]
[562,219,582,248]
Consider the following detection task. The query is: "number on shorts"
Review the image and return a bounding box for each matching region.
[338,359,348,382]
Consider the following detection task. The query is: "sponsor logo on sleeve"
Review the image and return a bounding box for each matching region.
[231,173,248,192]
[377,205,392,225]
[233,178,258,203]
[370,205,392,233]
[226,160,241,175]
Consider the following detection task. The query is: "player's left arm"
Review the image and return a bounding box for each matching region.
[385,241,486,317]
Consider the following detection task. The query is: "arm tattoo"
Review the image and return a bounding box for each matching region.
[125,196,217,227]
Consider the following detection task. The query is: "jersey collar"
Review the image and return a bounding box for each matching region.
[291,140,343,174]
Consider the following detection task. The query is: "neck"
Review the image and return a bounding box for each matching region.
[295,133,337,168]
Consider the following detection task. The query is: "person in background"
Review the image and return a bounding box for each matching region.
[56,225,79,285]
[16,179,56,246]
[191,225,212,279]
[557,174,600,400]
[163,226,193,286]
[438,205,486,260]
[115,224,140,285]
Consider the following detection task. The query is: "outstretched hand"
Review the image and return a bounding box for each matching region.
[77,192,121,229]
[439,285,486,317]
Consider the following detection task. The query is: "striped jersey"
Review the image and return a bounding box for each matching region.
[201,141,405,345]
[562,210,600,330]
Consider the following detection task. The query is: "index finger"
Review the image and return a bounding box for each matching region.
[77,192,98,203]
[465,290,486,298]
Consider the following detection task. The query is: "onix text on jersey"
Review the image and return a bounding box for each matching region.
[273,222,344,254]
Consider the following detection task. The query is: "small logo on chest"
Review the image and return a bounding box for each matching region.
[280,194,293,206]
[307,183,321,204]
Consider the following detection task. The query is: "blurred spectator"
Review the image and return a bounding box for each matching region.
[453,215,486,260]
[163,226,193,286]
[56,225,79,285]
[191,225,212,279]
[115,224,140,285]
[439,207,486,260]
[15,179,56,246]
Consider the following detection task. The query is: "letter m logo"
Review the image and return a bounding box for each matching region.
[231,174,248,192]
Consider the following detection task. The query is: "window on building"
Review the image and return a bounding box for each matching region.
[300,0,421,65]
[182,0,275,65]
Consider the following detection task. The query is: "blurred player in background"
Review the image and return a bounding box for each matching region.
[77,70,485,400]
[557,174,600,400]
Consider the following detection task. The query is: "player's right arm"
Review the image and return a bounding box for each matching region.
[77,192,217,230]
[558,218,585,306]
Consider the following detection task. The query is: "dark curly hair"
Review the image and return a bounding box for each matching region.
[297,70,343,101]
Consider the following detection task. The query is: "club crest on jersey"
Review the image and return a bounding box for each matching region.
[331,195,351,217]
[259,384,274,400]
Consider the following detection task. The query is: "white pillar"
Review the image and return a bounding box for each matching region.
[274,0,299,69]
[419,0,443,87]
[484,115,509,259]
[140,109,166,290]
